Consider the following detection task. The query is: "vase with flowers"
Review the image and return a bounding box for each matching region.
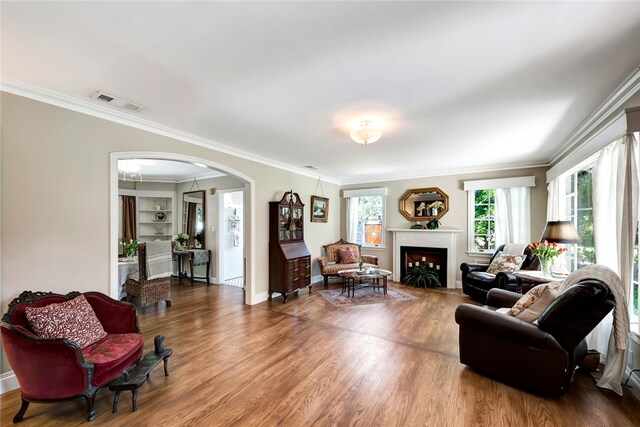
[428,200,444,216]
[123,239,138,260]
[176,233,189,249]
[528,240,566,276]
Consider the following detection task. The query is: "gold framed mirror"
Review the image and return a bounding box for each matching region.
[399,187,449,222]
[182,190,206,248]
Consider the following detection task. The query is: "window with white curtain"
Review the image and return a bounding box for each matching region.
[470,189,496,252]
[631,131,640,324]
[464,177,534,254]
[553,132,639,325]
[343,188,387,248]
[562,167,596,272]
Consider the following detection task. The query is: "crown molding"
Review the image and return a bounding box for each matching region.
[0,77,342,186]
[549,66,640,165]
[340,161,550,186]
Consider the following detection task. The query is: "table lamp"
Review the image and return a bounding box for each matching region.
[540,221,581,244]
[540,220,581,275]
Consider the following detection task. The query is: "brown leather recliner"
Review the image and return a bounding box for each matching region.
[460,244,540,303]
[455,279,615,395]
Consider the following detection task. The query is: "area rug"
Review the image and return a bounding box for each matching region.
[317,286,419,307]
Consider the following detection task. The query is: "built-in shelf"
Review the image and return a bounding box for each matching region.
[137,194,175,242]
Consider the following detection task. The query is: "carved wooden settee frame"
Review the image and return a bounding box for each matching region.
[317,239,378,287]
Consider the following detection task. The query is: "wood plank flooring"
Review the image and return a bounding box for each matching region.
[1,280,639,426]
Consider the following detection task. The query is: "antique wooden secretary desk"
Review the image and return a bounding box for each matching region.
[268,191,312,303]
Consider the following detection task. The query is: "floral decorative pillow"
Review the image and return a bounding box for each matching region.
[486,253,526,275]
[25,294,107,349]
[507,283,561,322]
[337,247,358,264]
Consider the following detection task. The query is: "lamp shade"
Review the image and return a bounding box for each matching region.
[540,220,581,244]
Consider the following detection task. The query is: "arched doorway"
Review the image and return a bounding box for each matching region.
[109,152,256,305]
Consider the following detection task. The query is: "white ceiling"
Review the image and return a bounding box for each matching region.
[118,159,225,183]
[3,2,640,184]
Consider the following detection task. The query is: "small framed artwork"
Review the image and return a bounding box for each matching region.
[228,219,240,232]
[311,195,329,223]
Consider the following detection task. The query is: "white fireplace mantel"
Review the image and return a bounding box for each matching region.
[388,227,463,288]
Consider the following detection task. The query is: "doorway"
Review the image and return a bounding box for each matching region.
[110,152,256,305]
[218,190,245,288]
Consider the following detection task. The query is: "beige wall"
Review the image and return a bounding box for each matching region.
[0,92,342,374]
[341,167,548,280]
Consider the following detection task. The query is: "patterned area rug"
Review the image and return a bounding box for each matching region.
[317,286,419,307]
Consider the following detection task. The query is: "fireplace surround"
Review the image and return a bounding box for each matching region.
[389,228,462,289]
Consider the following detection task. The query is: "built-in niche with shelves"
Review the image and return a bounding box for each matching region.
[136,192,175,242]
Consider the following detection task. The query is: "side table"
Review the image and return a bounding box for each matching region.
[513,270,564,293]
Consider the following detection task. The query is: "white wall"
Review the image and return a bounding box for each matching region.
[0,92,342,374]
[221,191,244,282]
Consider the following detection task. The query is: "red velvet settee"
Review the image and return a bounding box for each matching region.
[1,291,144,422]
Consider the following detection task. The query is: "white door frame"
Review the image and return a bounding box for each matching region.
[217,188,245,287]
[109,152,257,305]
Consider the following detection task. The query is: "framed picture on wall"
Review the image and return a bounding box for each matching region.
[311,195,329,223]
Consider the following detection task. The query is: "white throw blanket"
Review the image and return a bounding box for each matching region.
[146,241,173,280]
[502,243,528,255]
[559,265,629,395]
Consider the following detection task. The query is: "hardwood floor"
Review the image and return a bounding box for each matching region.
[1,280,639,426]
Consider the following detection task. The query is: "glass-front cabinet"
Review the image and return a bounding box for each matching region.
[269,191,311,303]
[277,202,304,242]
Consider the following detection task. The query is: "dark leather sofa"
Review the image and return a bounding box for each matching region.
[460,244,540,303]
[455,279,614,395]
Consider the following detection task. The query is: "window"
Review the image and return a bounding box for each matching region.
[563,169,595,272]
[471,189,496,252]
[464,176,535,254]
[352,195,384,247]
[344,188,387,248]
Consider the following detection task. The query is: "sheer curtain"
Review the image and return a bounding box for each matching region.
[591,133,638,395]
[546,177,566,221]
[345,197,359,243]
[494,187,531,245]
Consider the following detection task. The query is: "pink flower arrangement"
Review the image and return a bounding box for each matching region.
[528,240,566,261]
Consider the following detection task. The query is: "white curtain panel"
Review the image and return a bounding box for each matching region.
[546,177,566,221]
[495,187,531,246]
[591,133,638,395]
[345,197,359,243]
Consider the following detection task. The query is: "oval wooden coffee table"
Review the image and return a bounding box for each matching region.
[338,268,392,298]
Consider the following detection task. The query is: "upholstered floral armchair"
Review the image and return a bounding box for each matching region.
[0,291,144,422]
[317,239,378,286]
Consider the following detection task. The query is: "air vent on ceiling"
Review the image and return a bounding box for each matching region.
[91,91,144,112]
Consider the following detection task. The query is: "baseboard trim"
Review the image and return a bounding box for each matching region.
[0,371,19,394]
[254,291,270,304]
[310,274,324,286]
[624,366,640,401]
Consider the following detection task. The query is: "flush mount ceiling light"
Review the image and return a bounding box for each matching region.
[118,160,142,181]
[350,120,382,146]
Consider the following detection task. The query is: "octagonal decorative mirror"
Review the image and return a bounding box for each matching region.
[399,187,449,222]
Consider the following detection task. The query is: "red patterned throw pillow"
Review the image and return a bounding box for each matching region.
[337,247,358,264]
[25,294,107,349]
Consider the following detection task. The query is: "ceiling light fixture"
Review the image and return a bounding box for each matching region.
[118,160,142,181]
[350,120,382,146]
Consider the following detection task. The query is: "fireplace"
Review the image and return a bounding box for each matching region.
[400,246,447,286]
[389,227,462,289]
